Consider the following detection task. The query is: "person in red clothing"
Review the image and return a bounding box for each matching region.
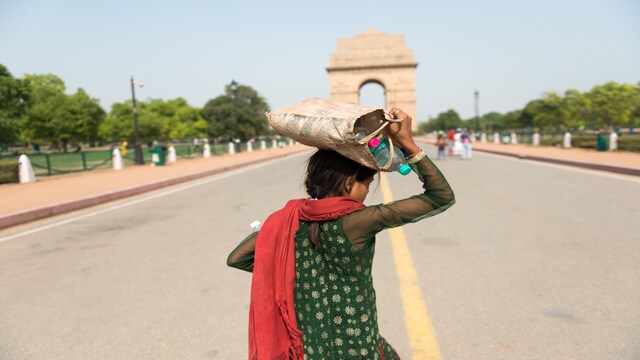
[228,108,455,359]
[447,128,455,155]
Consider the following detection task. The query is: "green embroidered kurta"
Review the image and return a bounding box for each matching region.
[228,156,455,359]
[293,219,398,359]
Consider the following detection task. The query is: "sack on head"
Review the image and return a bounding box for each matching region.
[265,98,400,171]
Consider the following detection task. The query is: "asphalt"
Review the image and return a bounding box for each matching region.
[1,139,638,231]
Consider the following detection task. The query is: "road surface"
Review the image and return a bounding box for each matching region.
[1,144,638,359]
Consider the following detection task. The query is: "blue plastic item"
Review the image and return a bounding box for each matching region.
[368,138,411,176]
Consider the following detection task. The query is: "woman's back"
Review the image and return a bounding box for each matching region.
[294,219,390,358]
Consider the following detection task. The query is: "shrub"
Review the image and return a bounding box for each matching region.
[0,160,19,184]
[618,136,640,152]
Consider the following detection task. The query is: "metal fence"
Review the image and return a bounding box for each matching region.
[0,139,292,184]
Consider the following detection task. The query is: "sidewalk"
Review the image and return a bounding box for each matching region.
[417,137,640,176]
[0,145,310,230]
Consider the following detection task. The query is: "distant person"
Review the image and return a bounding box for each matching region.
[227,108,455,359]
[120,141,128,156]
[436,131,447,160]
[33,143,41,154]
[452,128,464,156]
[461,131,473,159]
[447,128,455,155]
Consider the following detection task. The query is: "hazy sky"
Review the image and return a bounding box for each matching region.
[1,0,639,121]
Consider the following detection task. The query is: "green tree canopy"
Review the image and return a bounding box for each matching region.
[99,97,206,142]
[22,74,73,149]
[22,74,107,150]
[586,81,640,131]
[200,83,270,140]
[67,88,106,145]
[0,64,31,145]
[481,112,505,131]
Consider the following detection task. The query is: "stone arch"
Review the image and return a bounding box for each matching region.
[358,78,387,106]
[327,29,418,128]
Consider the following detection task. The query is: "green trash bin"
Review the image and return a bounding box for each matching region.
[596,134,607,151]
[151,145,165,166]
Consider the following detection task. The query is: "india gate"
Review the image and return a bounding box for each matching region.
[327,29,418,127]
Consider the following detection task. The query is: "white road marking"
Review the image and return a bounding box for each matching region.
[0,152,311,244]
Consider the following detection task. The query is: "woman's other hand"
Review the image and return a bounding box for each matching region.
[387,107,420,155]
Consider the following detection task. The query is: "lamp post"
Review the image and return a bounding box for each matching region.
[474,90,484,133]
[130,76,144,165]
[230,80,239,152]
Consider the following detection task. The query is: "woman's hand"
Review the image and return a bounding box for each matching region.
[387,107,420,155]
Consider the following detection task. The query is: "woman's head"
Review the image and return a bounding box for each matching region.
[305,149,377,202]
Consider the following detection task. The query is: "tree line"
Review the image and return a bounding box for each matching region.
[419,81,640,133]
[0,64,271,152]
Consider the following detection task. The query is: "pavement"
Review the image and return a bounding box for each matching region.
[417,136,640,175]
[1,139,638,231]
[0,145,310,230]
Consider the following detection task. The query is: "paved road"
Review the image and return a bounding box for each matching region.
[0,145,638,359]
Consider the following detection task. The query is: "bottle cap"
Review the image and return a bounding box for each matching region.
[398,164,411,176]
[368,138,380,148]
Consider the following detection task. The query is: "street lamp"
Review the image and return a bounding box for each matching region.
[230,80,239,152]
[130,76,144,165]
[474,90,484,133]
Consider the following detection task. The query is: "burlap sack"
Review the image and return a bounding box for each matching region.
[265,98,402,171]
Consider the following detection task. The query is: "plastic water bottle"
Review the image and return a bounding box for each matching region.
[368,138,411,175]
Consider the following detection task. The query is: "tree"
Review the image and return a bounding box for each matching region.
[22,74,107,150]
[0,64,31,145]
[586,82,640,131]
[563,89,590,129]
[432,109,463,131]
[481,112,505,131]
[148,98,207,140]
[22,74,73,150]
[522,93,573,131]
[99,100,162,142]
[502,110,524,130]
[99,98,205,142]
[201,83,270,140]
[67,88,106,146]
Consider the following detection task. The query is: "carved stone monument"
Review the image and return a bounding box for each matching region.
[327,30,418,128]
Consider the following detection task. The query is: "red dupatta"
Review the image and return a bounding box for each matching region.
[248,197,365,360]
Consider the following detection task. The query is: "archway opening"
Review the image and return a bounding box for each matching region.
[358,80,386,109]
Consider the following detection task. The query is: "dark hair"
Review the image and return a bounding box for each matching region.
[304,149,377,250]
[305,149,377,199]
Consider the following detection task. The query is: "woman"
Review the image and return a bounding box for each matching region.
[227,108,455,359]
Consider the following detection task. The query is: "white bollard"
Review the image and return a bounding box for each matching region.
[493,133,500,144]
[228,142,235,155]
[168,145,177,163]
[609,132,618,151]
[510,132,518,144]
[481,133,487,143]
[112,148,124,170]
[563,132,572,148]
[272,139,277,148]
[247,141,253,152]
[18,154,36,183]
[261,140,266,150]
[533,132,540,146]
[203,143,211,158]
